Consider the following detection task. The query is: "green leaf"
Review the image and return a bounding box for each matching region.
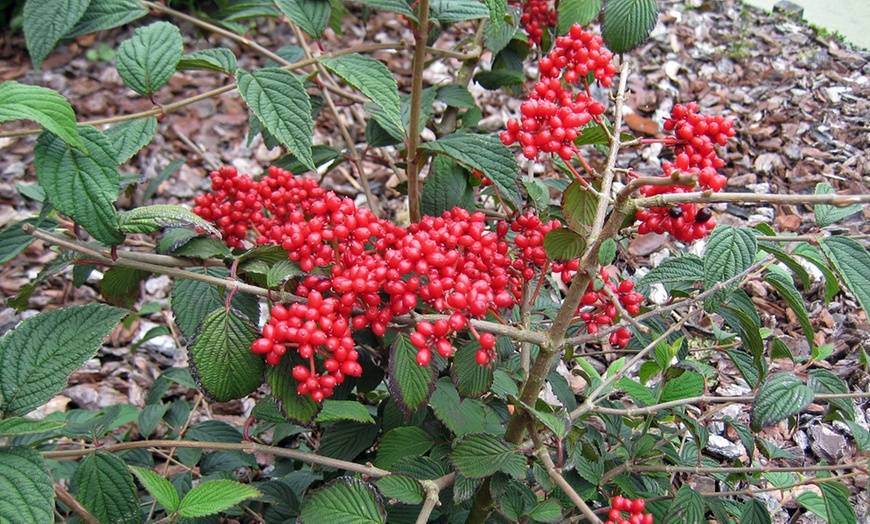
[516,400,570,439]
[316,400,376,424]
[436,84,476,108]
[0,417,67,436]
[598,238,617,266]
[740,498,772,524]
[483,6,519,55]
[99,266,149,307]
[558,0,602,35]
[104,116,157,163]
[273,144,342,174]
[430,377,487,436]
[119,204,220,237]
[388,334,436,415]
[116,22,183,96]
[320,54,403,135]
[0,216,59,264]
[430,0,490,22]
[769,338,794,362]
[450,339,494,398]
[187,308,265,402]
[796,492,827,520]
[129,466,179,512]
[300,477,386,524]
[0,447,54,524]
[319,420,378,462]
[764,267,815,350]
[177,48,238,74]
[820,481,857,524]
[845,420,870,451]
[237,68,314,172]
[61,404,124,440]
[24,0,90,70]
[34,126,124,245]
[0,81,85,150]
[637,254,703,295]
[562,179,597,234]
[703,226,757,312]
[793,242,840,303]
[662,485,705,524]
[602,0,657,53]
[660,370,704,402]
[483,0,506,24]
[543,227,586,261]
[751,373,814,431]
[266,355,319,425]
[65,0,148,37]
[820,236,870,314]
[374,427,434,469]
[420,133,520,207]
[529,499,563,523]
[814,183,863,227]
[755,238,811,291]
[74,450,140,524]
[722,297,764,362]
[375,475,424,505]
[276,0,331,39]
[449,433,526,479]
[808,368,855,420]
[171,267,259,338]
[357,0,417,20]
[177,479,262,518]
[0,304,126,417]
[421,155,475,217]
[616,377,656,407]
[473,69,526,90]
[723,416,755,458]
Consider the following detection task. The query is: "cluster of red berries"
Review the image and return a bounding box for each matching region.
[509,213,562,279]
[577,269,643,347]
[517,0,556,46]
[500,24,614,161]
[606,496,653,524]
[635,103,736,242]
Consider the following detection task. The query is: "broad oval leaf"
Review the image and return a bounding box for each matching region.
[0,81,85,150]
[0,304,126,417]
[129,466,180,512]
[421,155,475,217]
[388,334,436,415]
[543,227,586,261]
[562,179,597,234]
[420,133,520,207]
[814,182,863,227]
[374,427,434,469]
[703,226,756,312]
[764,267,815,351]
[177,48,238,75]
[751,373,814,431]
[116,21,184,96]
[65,0,149,38]
[807,368,855,421]
[316,399,376,424]
[602,0,657,53]
[450,339,494,398]
[74,450,140,524]
[187,308,265,402]
[660,369,704,403]
[119,204,220,237]
[820,236,870,315]
[105,116,158,163]
[237,68,315,172]
[820,481,857,524]
[0,216,59,265]
[740,498,772,524]
[276,0,331,39]
[0,417,67,436]
[430,0,490,22]
[662,485,704,524]
[0,447,54,524]
[636,254,703,295]
[171,267,260,338]
[266,355,319,424]
[34,126,124,245]
[558,0,602,35]
[320,54,403,135]
[430,377,487,436]
[299,477,386,524]
[177,479,262,518]
[375,475,424,505]
[449,433,526,479]
[24,0,90,70]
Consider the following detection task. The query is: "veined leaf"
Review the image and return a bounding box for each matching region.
[374,427,434,469]
[0,81,85,150]
[808,368,855,421]
[320,54,403,135]
[0,447,55,524]
[793,242,839,303]
[316,400,376,424]
[602,0,657,53]
[820,236,870,315]
[483,5,519,55]
[764,267,815,350]
[177,479,262,518]
[119,204,220,237]
[662,485,704,524]
[129,466,179,512]
[74,451,140,524]
[105,116,157,163]
[237,68,314,171]
[65,0,149,38]
[449,433,525,479]
[703,226,756,312]
[356,0,416,21]
[171,267,259,338]
[24,0,90,70]
[430,377,487,436]
[751,373,814,431]
[388,334,436,415]
[430,0,490,22]
[299,477,386,524]
[0,216,59,264]
[558,0,602,35]
[820,481,857,524]
[660,370,704,403]
[177,48,238,74]
[543,227,586,261]
[375,475,424,505]
[450,339,494,398]
[483,0,506,24]
[740,498,772,524]
[276,0,331,39]
[637,254,703,295]
[116,21,183,96]
[421,155,475,217]
[814,182,863,227]
[0,417,67,436]
[266,356,319,425]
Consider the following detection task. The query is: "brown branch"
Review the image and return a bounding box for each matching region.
[405,0,430,223]
[628,461,868,475]
[55,483,100,524]
[635,191,870,208]
[416,474,454,524]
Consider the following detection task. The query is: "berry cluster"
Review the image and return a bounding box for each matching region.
[577,269,643,347]
[517,0,556,46]
[635,103,736,242]
[500,24,613,161]
[509,213,562,279]
[606,496,653,524]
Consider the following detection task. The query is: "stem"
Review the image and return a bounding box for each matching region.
[416,474,455,524]
[635,191,870,208]
[437,24,485,136]
[406,0,430,223]
[628,462,868,475]
[55,483,100,524]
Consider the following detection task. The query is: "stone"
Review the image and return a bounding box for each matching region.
[773,1,803,18]
[808,424,847,461]
[706,434,745,459]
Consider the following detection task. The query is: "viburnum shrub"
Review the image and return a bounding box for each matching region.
[0,0,868,523]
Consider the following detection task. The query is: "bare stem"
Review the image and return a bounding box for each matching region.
[406,0,430,223]
[531,426,601,524]
[416,474,455,524]
[55,483,100,524]
[635,191,870,208]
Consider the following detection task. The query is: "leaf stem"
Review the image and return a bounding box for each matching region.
[55,483,100,524]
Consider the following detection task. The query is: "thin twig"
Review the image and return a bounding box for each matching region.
[635,191,870,208]
[55,483,100,524]
[405,0,430,223]
[415,474,454,524]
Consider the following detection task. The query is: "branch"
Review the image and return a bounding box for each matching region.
[405,0,430,223]
[55,483,100,524]
[628,461,868,475]
[416,474,454,524]
[635,191,870,208]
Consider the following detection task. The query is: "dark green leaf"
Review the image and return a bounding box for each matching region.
[421,155,475,217]
[722,301,764,363]
[129,466,179,512]
[820,236,870,314]
[473,69,526,89]
[24,0,90,70]
[430,377,487,436]
[321,54,403,135]
[273,144,342,174]
[65,0,148,37]
[483,6,519,55]
[116,22,183,96]
[808,368,854,420]
[769,338,794,362]
[375,475,424,505]
[740,498,771,524]
[449,433,525,479]
[171,267,259,338]
[845,420,870,450]
[99,266,149,307]
[764,267,815,350]
[0,417,67,436]
[138,403,169,437]
[430,0,490,22]
[660,370,704,402]
[105,116,157,163]
[356,0,417,21]
[450,339,494,397]
[0,81,85,150]
[0,216,59,264]
[662,485,704,524]
[316,400,376,424]
[723,416,755,458]
[178,479,262,518]
[266,356,319,425]
[388,334,436,415]
[637,253,703,295]
[703,226,757,312]
[755,239,811,291]
[820,481,857,524]
[558,0,602,34]
[562,179,597,234]
[599,238,617,266]
[0,447,54,524]
[543,227,586,261]
[436,84,477,108]
[374,427,434,469]
[529,499,562,523]
[814,183,863,227]
[602,0,657,53]
[276,0,331,38]
[119,204,220,236]
[61,405,124,440]
[792,242,839,303]
[751,373,814,431]
[74,450,140,524]
[177,48,238,74]
[299,477,386,524]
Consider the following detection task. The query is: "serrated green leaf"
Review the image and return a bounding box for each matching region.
[602,0,657,53]
[177,48,238,74]
[171,267,259,338]
[300,477,385,524]
[237,68,314,171]
[65,0,148,37]
[436,84,476,108]
[615,377,656,406]
[0,447,54,524]
[845,420,870,450]
[316,400,376,424]
[177,479,262,518]
[722,301,764,364]
[430,0,490,22]
[820,236,870,314]
[483,5,518,55]
[375,475,424,505]
[61,404,123,440]
[449,433,525,479]
[703,226,757,312]
[388,334,436,415]
[266,356,319,425]
[357,0,417,21]
[599,238,617,266]
[796,492,827,520]
[662,484,704,524]
[558,0,601,34]
[129,466,179,512]
[808,368,854,420]
[374,426,434,469]
[814,183,863,227]
[543,227,586,261]
[421,155,475,217]
[430,377,487,436]
[751,373,814,431]
[740,498,772,524]
[34,126,124,245]
[793,242,840,303]
[516,400,570,439]
[769,337,794,361]
[562,179,597,234]
[420,133,520,207]
[273,144,342,174]
[265,259,303,287]
[0,417,67,436]
[276,0,331,39]
[637,254,703,295]
[723,416,755,458]
[660,370,704,402]
[321,54,403,135]
[116,22,183,96]
[187,308,265,402]
[138,403,169,437]
[764,267,815,350]
[756,238,811,291]
[119,204,221,237]
[820,481,857,524]
[75,450,140,524]
[0,216,59,264]
[99,266,149,307]
[483,0,505,24]
[450,339,494,398]
[473,69,526,89]
[24,0,90,70]
[529,499,562,523]
[105,116,157,163]
[0,81,85,150]
[0,304,126,417]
